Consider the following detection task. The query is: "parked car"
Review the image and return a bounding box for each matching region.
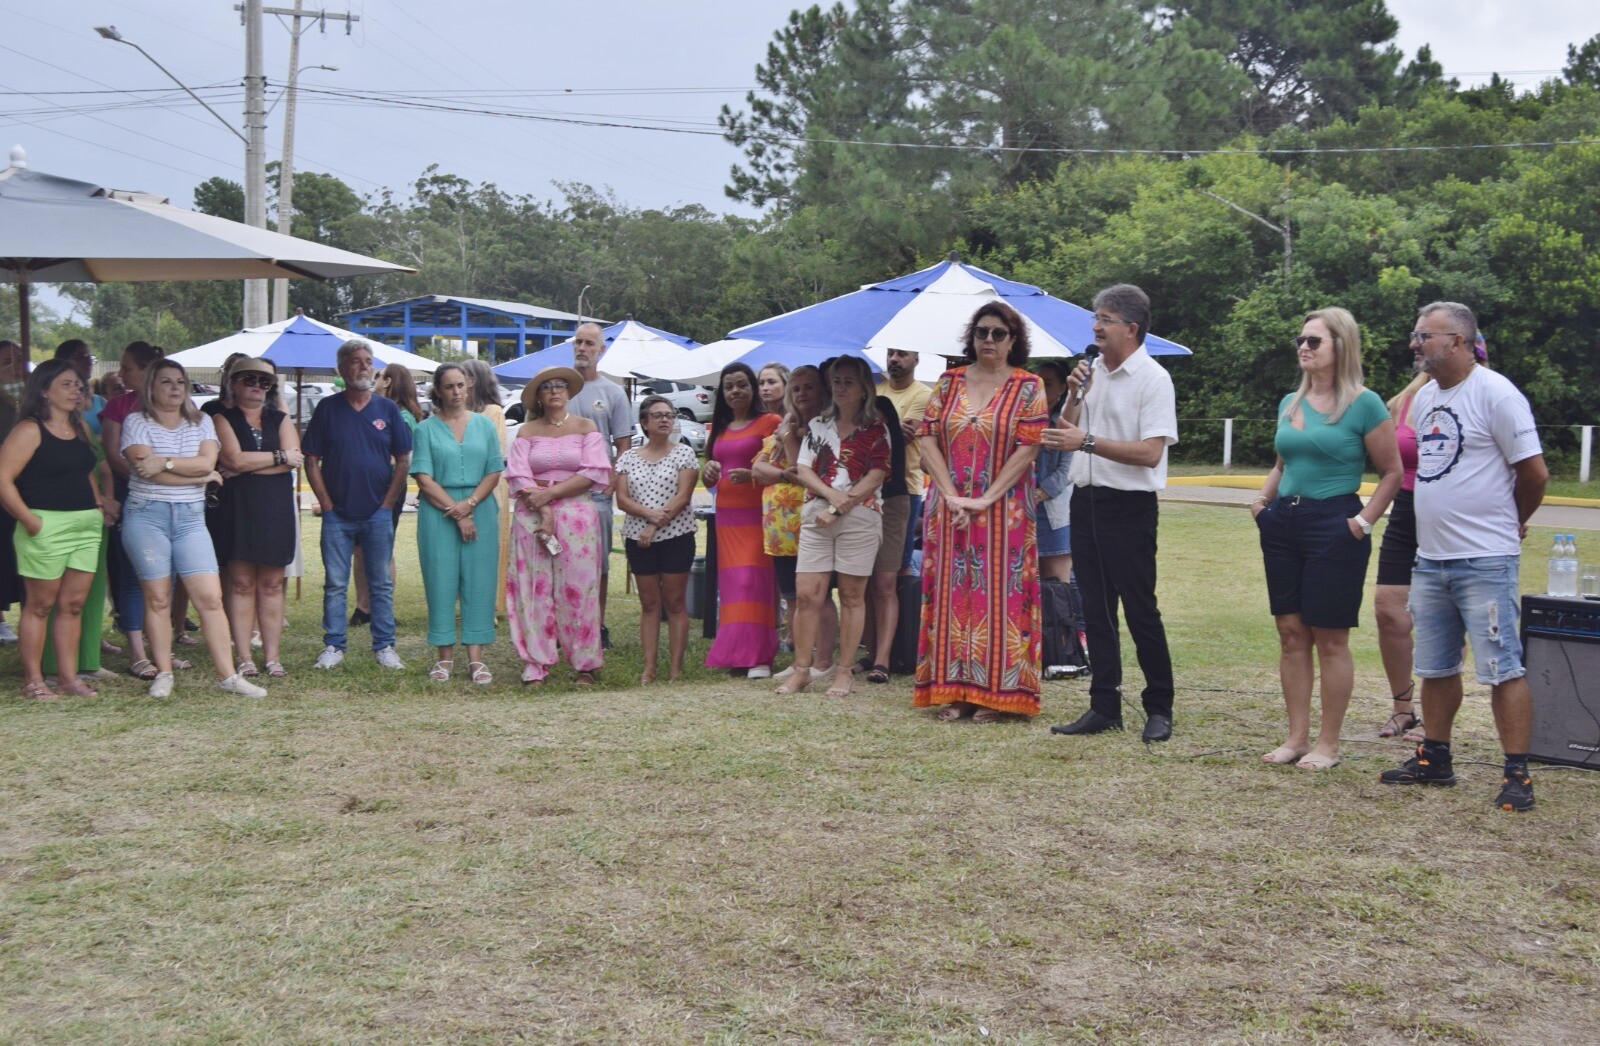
[630,416,707,453]
[633,380,713,422]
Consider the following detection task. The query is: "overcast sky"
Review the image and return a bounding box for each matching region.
[1,0,1592,216]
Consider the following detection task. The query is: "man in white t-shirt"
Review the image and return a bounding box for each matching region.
[1042,284,1180,743]
[1379,301,1548,812]
[568,322,635,648]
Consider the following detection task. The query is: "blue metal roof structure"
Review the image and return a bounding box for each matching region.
[335,295,607,363]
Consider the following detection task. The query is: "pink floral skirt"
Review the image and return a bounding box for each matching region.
[505,496,603,681]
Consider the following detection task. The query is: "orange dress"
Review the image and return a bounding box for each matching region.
[706,413,783,668]
[913,368,1047,714]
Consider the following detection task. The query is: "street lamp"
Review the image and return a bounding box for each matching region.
[95,21,269,326]
[93,26,247,144]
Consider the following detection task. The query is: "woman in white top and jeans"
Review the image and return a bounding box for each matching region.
[120,361,266,700]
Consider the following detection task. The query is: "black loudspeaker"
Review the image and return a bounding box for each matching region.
[1521,595,1600,768]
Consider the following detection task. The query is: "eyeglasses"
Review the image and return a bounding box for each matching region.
[1293,335,1327,350]
[1410,331,1460,343]
[233,373,275,388]
[539,380,569,392]
[1093,314,1132,326]
[974,325,1012,342]
[645,411,676,421]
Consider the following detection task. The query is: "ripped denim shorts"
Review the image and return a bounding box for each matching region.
[1408,555,1525,684]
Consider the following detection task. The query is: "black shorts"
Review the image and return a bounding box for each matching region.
[1375,488,1416,587]
[1256,493,1372,629]
[773,554,797,599]
[624,531,695,576]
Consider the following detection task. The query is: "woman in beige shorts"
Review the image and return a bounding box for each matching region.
[775,356,890,699]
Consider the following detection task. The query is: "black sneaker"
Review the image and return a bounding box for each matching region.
[1494,772,1535,812]
[1378,746,1457,786]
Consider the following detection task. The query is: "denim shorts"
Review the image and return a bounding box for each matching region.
[1409,555,1525,684]
[120,497,218,581]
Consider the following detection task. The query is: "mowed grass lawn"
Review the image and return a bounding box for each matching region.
[1,503,1596,1042]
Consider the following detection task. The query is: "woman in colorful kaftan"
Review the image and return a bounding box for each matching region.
[914,302,1048,721]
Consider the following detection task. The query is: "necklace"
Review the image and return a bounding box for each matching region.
[1430,367,1475,413]
[547,412,569,428]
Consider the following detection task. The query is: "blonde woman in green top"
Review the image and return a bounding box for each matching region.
[1251,307,1403,771]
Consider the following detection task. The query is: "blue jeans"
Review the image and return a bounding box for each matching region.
[1409,555,1525,685]
[120,498,217,580]
[321,506,396,651]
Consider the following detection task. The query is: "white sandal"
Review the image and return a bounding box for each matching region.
[469,661,492,685]
[428,659,453,682]
[236,660,259,678]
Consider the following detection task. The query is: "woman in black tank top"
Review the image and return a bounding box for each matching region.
[0,360,111,699]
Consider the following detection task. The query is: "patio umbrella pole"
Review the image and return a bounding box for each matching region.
[295,367,304,601]
[16,271,30,352]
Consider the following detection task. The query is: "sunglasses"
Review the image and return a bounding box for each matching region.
[233,373,275,388]
[974,325,1012,343]
[1293,335,1328,350]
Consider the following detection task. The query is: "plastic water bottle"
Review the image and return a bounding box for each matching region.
[1565,534,1581,597]
[1549,536,1566,596]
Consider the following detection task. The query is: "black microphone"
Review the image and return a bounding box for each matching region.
[1074,343,1099,404]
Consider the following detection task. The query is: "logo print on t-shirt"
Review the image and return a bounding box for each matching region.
[373,419,387,431]
[1415,406,1463,483]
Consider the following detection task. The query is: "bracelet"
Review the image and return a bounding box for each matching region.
[466,496,478,508]
[1252,495,1269,505]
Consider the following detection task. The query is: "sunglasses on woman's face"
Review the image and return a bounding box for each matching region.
[234,373,275,388]
[974,325,1012,343]
[1293,335,1327,351]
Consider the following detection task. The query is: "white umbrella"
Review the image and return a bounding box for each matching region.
[168,313,438,371]
[494,318,696,382]
[641,337,947,386]
[732,253,1191,359]
[0,150,414,349]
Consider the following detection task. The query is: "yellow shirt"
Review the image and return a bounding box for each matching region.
[876,379,933,495]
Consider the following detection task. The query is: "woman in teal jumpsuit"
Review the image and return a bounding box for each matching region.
[410,363,504,684]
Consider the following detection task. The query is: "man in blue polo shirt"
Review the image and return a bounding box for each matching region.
[304,340,413,670]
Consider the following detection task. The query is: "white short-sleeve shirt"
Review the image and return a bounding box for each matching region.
[1067,347,1178,492]
[1413,366,1542,560]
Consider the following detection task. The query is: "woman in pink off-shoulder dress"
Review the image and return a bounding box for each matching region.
[503,367,612,686]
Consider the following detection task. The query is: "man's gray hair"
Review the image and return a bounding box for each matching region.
[336,338,375,367]
[1418,301,1478,348]
[1092,284,1151,346]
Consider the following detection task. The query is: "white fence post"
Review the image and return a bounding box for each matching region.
[1222,418,1234,470]
[1582,425,1593,484]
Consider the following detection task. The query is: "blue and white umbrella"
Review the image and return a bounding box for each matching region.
[642,337,924,385]
[168,313,437,371]
[732,255,1192,361]
[493,318,697,382]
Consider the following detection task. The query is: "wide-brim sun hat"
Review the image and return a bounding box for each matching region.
[229,357,277,380]
[522,366,585,410]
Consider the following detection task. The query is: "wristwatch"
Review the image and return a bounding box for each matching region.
[1354,516,1372,535]
[827,504,842,517]
[163,457,175,471]
[1080,434,1096,455]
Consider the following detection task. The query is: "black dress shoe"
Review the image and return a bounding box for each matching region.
[1142,714,1172,742]
[1050,709,1123,735]
[349,608,371,627]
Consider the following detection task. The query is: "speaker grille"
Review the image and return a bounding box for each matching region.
[1523,633,1600,767]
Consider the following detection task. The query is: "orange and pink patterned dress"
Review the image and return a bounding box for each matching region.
[913,367,1047,715]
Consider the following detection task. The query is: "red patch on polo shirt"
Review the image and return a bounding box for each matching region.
[373,419,387,430]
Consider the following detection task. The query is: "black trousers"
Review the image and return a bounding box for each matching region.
[1069,486,1174,719]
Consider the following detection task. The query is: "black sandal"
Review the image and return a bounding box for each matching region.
[850,656,874,676]
[865,664,890,684]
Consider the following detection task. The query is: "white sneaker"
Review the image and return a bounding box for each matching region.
[747,665,772,679]
[0,620,16,644]
[313,645,345,670]
[374,646,405,670]
[218,673,267,699]
[148,671,174,698]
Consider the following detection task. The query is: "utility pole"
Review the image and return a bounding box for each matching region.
[243,0,268,326]
[259,1,358,321]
